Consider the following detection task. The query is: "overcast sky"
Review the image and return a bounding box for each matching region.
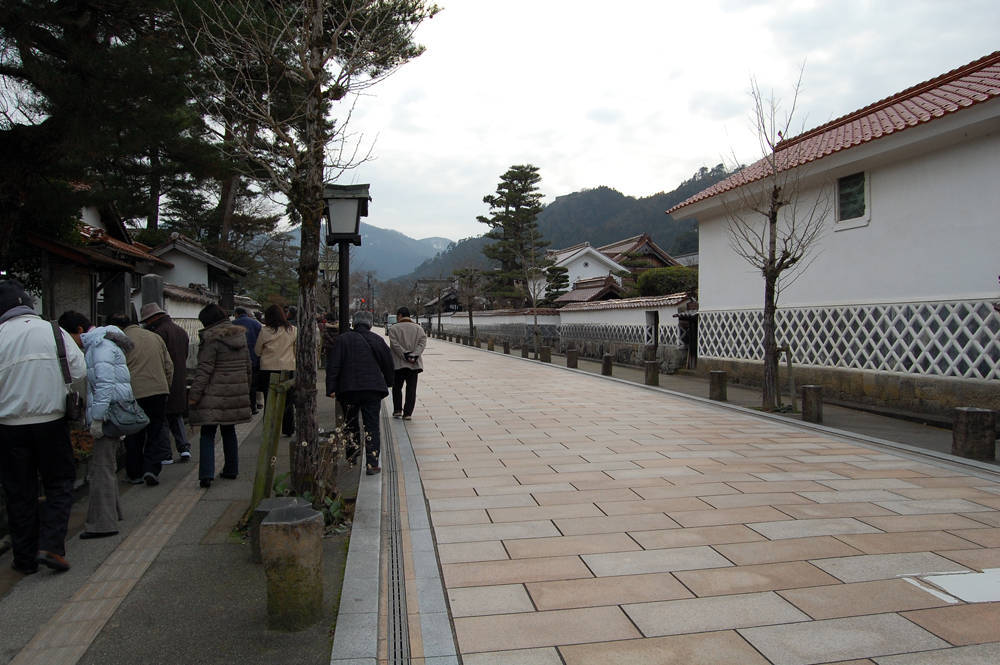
[341,0,1000,242]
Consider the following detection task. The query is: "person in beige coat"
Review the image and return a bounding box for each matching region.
[107,313,173,486]
[255,304,297,436]
[387,307,427,420]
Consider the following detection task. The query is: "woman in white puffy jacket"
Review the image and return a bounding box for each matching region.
[60,313,135,539]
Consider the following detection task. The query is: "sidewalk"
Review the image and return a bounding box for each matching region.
[402,338,1000,664]
[0,388,350,665]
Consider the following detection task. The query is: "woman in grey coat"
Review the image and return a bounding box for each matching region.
[188,305,252,488]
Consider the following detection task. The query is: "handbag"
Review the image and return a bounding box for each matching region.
[51,322,84,421]
[103,399,150,438]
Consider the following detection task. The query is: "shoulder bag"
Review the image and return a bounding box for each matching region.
[51,322,84,422]
[103,398,150,438]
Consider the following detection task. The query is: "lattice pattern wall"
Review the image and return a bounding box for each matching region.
[438,321,689,351]
[700,300,1000,381]
[561,324,647,345]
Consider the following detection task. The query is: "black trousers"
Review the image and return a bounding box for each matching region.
[249,365,260,414]
[125,394,168,478]
[0,418,76,567]
[392,368,420,417]
[340,392,383,468]
[259,369,295,435]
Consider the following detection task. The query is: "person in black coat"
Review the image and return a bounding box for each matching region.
[325,310,394,474]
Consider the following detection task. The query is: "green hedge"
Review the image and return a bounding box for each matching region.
[636,266,698,297]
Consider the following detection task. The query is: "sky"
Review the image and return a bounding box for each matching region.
[340,0,1000,242]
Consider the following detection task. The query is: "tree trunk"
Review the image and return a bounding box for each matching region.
[146,151,161,232]
[761,197,781,412]
[218,174,239,251]
[467,307,473,338]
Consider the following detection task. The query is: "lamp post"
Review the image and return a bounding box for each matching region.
[324,184,371,332]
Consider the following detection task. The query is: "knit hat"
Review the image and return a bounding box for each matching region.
[0,279,34,317]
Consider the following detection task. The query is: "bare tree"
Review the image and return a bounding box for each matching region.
[723,71,831,412]
[453,267,484,338]
[515,237,553,359]
[180,0,438,493]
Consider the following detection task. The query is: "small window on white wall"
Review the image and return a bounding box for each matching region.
[835,172,870,230]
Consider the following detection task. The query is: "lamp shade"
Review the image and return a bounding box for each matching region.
[324,183,370,246]
[327,199,360,235]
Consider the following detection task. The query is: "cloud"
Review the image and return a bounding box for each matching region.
[586,108,624,124]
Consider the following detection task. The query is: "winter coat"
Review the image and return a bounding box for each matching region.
[144,314,191,415]
[0,313,87,425]
[121,325,173,399]
[82,326,136,425]
[322,323,339,355]
[388,318,427,372]
[325,326,394,400]
[189,320,252,426]
[255,325,296,371]
[232,315,262,366]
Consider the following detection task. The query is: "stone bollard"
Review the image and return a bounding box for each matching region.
[540,346,552,363]
[709,371,728,401]
[475,338,482,348]
[252,496,311,563]
[521,345,530,358]
[952,407,997,460]
[260,506,324,631]
[503,341,510,354]
[566,348,579,369]
[487,339,495,352]
[644,361,659,386]
[601,353,613,376]
[802,386,824,424]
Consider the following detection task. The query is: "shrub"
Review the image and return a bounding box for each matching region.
[637,266,698,297]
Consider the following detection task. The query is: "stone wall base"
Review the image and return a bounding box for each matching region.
[697,357,1000,417]
[555,340,688,374]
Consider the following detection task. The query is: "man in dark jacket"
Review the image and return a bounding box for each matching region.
[140,304,192,462]
[326,311,394,475]
[232,306,262,414]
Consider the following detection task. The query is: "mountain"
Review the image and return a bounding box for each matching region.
[286,222,453,280]
[391,165,730,283]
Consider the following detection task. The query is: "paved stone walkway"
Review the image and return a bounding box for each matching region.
[407,339,1000,664]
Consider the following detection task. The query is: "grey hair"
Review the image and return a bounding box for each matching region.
[352,310,374,329]
[234,306,248,316]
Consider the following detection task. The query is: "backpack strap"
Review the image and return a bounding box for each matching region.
[51,321,73,385]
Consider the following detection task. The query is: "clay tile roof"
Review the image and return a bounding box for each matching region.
[548,242,591,260]
[560,292,693,312]
[163,283,216,305]
[597,234,680,267]
[668,50,1000,214]
[79,225,173,267]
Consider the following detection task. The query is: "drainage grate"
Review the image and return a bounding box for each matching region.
[382,407,410,663]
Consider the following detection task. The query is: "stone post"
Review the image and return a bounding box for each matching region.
[601,353,613,376]
[802,386,824,424]
[260,506,324,631]
[475,337,481,348]
[952,407,997,460]
[251,496,311,563]
[709,371,728,401]
[141,274,164,308]
[644,361,659,386]
[540,346,552,363]
[487,339,495,352]
[643,345,656,362]
[521,345,530,358]
[566,348,579,369]
[503,341,510,354]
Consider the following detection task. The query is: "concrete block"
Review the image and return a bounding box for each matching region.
[709,371,728,401]
[260,506,324,631]
[601,353,613,376]
[802,385,823,424]
[252,496,311,563]
[644,361,659,386]
[540,346,552,363]
[566,348,579,369]
[952,407,996,460]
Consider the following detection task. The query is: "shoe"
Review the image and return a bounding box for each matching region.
[179,451,191,462]
[402,415,412,420]
[122,476,145,485]
[392,411,402,418]
[143,472,160,486]
[219,473,237,480]
[366,466,381,475]
[200,478,212,488]
[36,551,70,572]
[11,561,38,575]
[80,531,118,540]
[161,458,173,465]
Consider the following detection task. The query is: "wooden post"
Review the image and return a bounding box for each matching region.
[521,345,530,358]
[566,348,579,369]
[601,353,613,376]
[644,360,659,386]
[709,371,728,401]
[802,385,823,423]
[246,371,292,524]
[487,339,494,351]
[540,346,552,363]
[503,341,510,354]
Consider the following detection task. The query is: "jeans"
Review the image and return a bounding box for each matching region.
[342,392,384,468]
[392,368,420,417]
[0,418,75,568]
[199,424,238,480]
[124,393,168,478]
[165,413,189,454]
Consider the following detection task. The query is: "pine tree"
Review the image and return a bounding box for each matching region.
[543,265,570,306]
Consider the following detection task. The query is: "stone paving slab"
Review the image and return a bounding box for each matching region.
[406,339,1000,664]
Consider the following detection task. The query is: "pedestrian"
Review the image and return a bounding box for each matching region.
[0,280,86,574]
[322,312,339,368]
[326,311,394,475]
[255,304,297,436]
[188,304,252,488]
[287,306,298,327]
[60,311,130,539]
[232,306,262,415]
[387,306,427,420]
[107,313,173,486]
[139,303,192,462]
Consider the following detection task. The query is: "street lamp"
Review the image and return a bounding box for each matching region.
[324,183,371,332]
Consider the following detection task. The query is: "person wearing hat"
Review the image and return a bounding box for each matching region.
[140,303,192,461]
[0,280,86,574]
